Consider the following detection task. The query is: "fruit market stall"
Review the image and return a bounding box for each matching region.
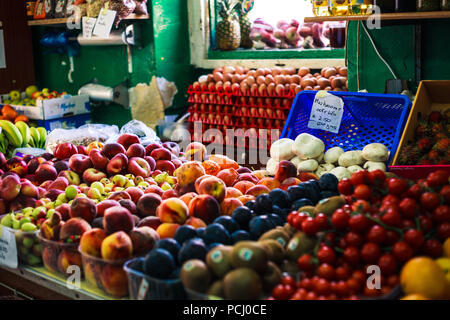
[0,0,449,303]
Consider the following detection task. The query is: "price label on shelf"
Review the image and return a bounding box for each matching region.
[82,16,97,39]
[93,9,116,38]
[0,226,18,269]
[307,91,344,134]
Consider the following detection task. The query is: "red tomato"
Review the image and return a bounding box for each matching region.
[381,207,402,227]
[315,213,329,229]
[346,278,361,294]
[361,242,381,263]
[305,291,318,300]
[335,265,351,280]
[388,178,409,195]
[338,178,354,195]
[354,184,371,200]
[419,215,434,232]
[317,246,336,264]
[352,200,371,213]
[281,275,296,287]
[287,211,298,225]
[403,229,424,249]
[437,222,450,240]
[351,170,369,186]
[406,183,422,199]
[392,241,413,262]
[421,239,443,258]
[272,284,292,300]
[426,170,449,188]
[433,205,450,222]
[292,212,308,229]
[402,219,415,229]
[384,230,400,246]
[344,246,360,265]
[398,198,418,219]
[318,263,335,280]
[315,278,331,295]
[440,185,450,205]
[335,280,350,298]
[331,209,350,229]
[345,231,364,247]
[387,275,399,287]
[324,233,336,246]
[378,254,397,275]
[297,254,315,272]
[301,217,320,235]
[327,293,338,300]
[349,214,371,233]
[382,194,401,206]
[367,225,387,244]
[420,192,441,211]
[298,278,313,290]
[363,287,381,297]
[367,170,386,187]
[352,270,366,285]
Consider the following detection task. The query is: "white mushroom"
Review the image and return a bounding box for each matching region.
[315,163,335,177]
[330,166,351,180]
[314,152,324,163]
[338,150,364,167]
[324,147,344,164]
[297,159,319,172]
[362,143,389,162]
[292,133,325,159]
[270,138,295,161]
[266,158,279,176]
[289,156,302,170]
[363,161,387,172]
[347,165,364,174]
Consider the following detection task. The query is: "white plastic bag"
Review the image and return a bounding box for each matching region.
[107,120,160,146]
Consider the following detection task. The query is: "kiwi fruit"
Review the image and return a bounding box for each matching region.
[283,223,297,237]
[258,228,290,248]
[280,259,299,275]
[223,268,263,300]
[285,231,315,261]
[230,241,268,273]
[180,259,211,293]
[206,245,232,278]
[259,239,285,263]
[207,280,224,299]
[262,261,282,292]
[298,205,315,215]
[314,196,346,216]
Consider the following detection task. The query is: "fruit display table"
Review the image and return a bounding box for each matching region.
[0,266,119,300]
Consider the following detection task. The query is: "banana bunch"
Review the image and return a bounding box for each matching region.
[0,120,47,156]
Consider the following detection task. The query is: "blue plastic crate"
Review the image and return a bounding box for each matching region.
[281,91,411,164]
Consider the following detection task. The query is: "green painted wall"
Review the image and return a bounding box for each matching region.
[32,0,192,127]
[347,20,450,94]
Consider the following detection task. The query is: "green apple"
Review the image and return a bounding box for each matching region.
[1,214,13,228]
[100,178,111,185]
[9,90,21,101]
[25,86,38,99]
[160,182,172,191]
[154,172,168,185]
[124,180,135,188]
[65,185,78,200]
[91,181,105,194]
[87,188,102,200]
[46,209,55,219]
[112,175,127,187]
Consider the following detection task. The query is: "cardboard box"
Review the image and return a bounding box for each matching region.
[0,94,90,120]
[390,80,450,179]
[32,113,91,131]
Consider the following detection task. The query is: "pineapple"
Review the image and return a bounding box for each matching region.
[216,0,241,51]
[238,0,253,48]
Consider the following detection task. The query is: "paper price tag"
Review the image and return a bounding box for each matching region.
[137,278,149,300]
[0,226,18,269]
[307,91,344,134]
[82,17,97,39]
[93,9,116,38]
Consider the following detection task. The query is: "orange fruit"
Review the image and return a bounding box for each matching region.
[201,160,221,176]
[14,115,29,123]
[400,257,449,300]
[1,105,18,121]
[400,294,429,300]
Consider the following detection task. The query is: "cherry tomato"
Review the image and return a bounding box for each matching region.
[318,263,335,280]
[298,278,313,290]
[367,170,386,187]
[361,242,381,263]
[346,278,361,294]
[367,225,387,244]
[403,229,424,249]
[440,185,450,205]
[287,211,298,225]
[290,290,305,300]
[314,278,331,295]
[437,222,450,240]
[338,178,354,195]
[335,280,349,298]
[352,270,366,286]
[349,214,371,233]
[406,183,422,199]
[324,233,336,246]
[388,178,409,195]
[301,217,320,235]
[292,212,308,230]
[344,232,364,248]
[433,205,450,222]
[350,170,369,186]
[335,265,351,280]
[378,254,397,275]
[419,215,434,232]
[422,239,443,258]
[272,284,292,300]
[363,287,381,297]
[420,192,441,211]
[344,246,360,265]
[331,209,350,229]
[281,275,296,287]
[426,170,449,188]
[402,219,415,229]
[317,246,336,264]
[384,230,400,246]
[354,184,371,200]
[327,293,338,300]
[352,200,371,213]
[392,241,413,262]
[297,254,315,272]
[399,198,419,219]
[381,207,402,227]
[387,275,399,287]
[382,194,401,206]
[315,213,329,230]
[305,291,318,300]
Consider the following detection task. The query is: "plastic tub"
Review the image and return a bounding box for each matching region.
[79,249,131,298]
[37,232,82,278]
[124,258,186,300]
[281,91,412,165]
[14,230,42,266]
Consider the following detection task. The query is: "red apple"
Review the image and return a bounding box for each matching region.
[145,143,161,156]
[54,143,78,160]
[89,149,109,170]
[69,154,93,174]
[106,154,128,175]
[35,163,58,184]
[126,143,145,158]
[144,156,156,171]
[101,143,126,159]
[117,133,140,150]
[83,168,107,184]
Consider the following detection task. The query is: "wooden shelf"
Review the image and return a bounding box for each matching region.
[304,11,450,22]
[27,14,149,26]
